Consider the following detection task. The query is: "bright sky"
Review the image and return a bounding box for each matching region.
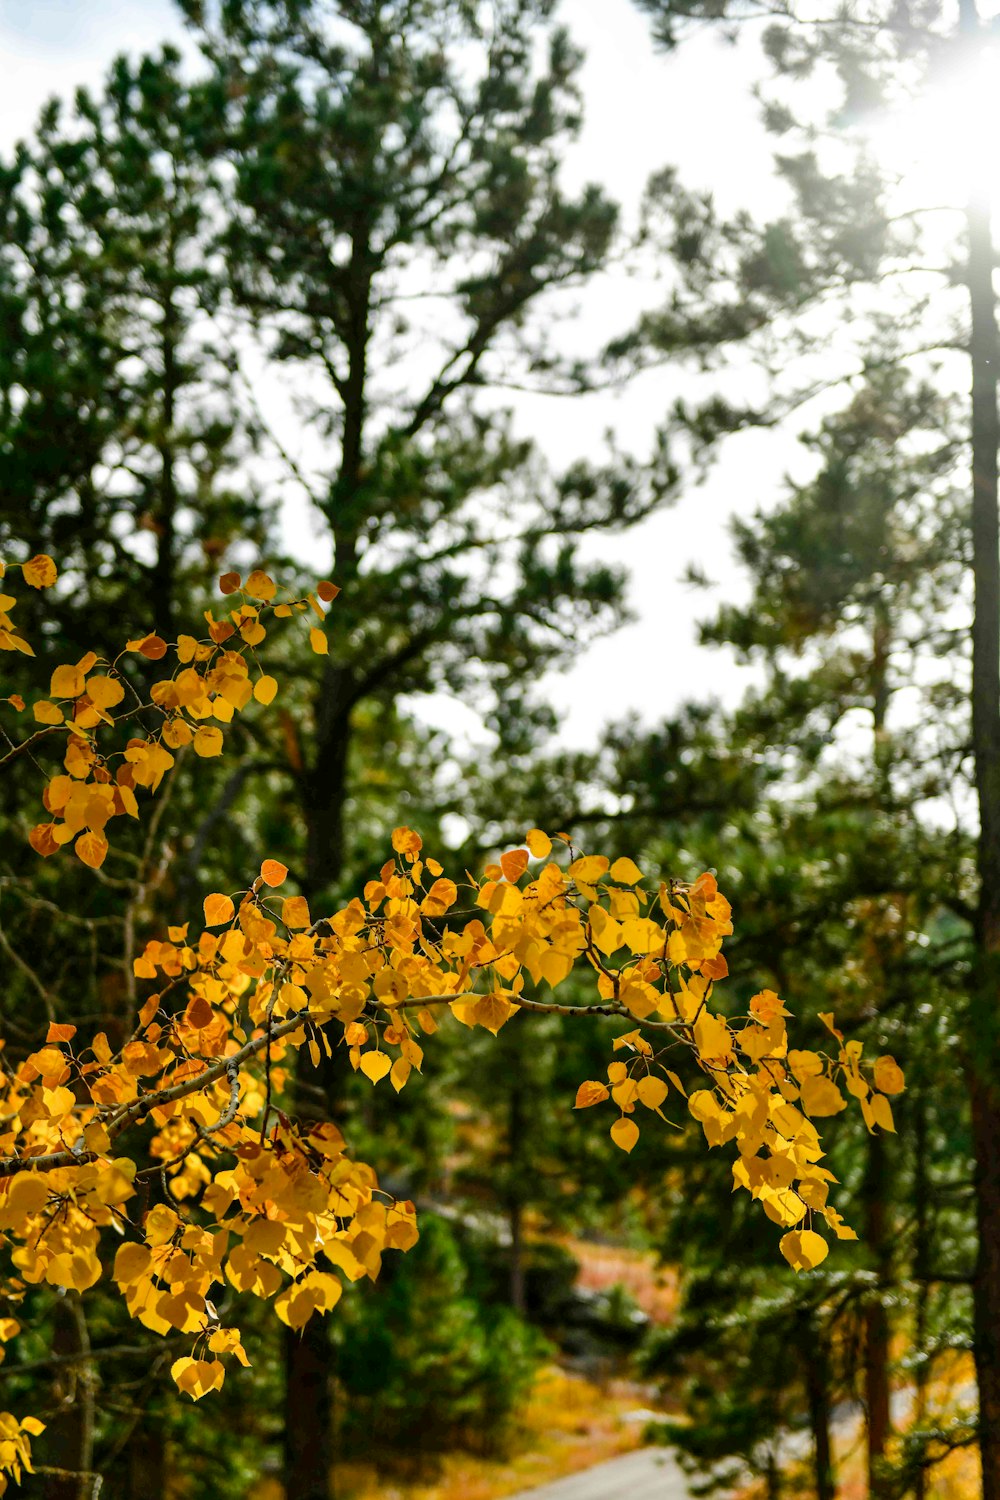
[0,0,811,748]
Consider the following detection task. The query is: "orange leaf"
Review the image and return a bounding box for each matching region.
[75,831,109,869]
[185,995,214,1030]
[219,571,242,595]
[126,633,168,660]
[260,859,288,887]
[46,1022,77,1044]
[500,848,529,883]
[28,823,59,857]
[317,579,340,602]
[574,1080,610,1109]
[203,893,235,927]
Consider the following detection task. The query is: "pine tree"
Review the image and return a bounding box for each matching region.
[625,5,1000,1486]
[175,6,679,1491]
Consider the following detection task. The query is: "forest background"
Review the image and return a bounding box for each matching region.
[0,1,996,1498]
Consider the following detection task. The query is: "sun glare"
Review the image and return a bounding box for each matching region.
[863,42,1000,211]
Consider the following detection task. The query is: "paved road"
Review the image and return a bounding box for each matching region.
[510,1448,692,1500]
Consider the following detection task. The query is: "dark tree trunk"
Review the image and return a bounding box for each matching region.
[912,1084,930,1500]
[304,664,354,900]
[507,1063,528,1316]
[862,1130,892,1500]
[285,667,355,1500]
[40,1297,94,1500]
[284,1322,334,1500]
[282,202,375,1500]
[961,7,1000,1497]
[802,1323,837,1500]
[150,273,178,641]
[122,1420,166,1500]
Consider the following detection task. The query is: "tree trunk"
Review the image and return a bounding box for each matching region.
[863,1130,892,1500]
[150,263,178,641]
[40,1296,95,1500]
[304,664,354,899]
[284,1322,335,1500]
[912,1083,930,1500]
[283,665,355,1500]
[123,1420,166,1500]
[862,606,893,1500]
[508,1063,528,1316]
[803,1323,837,1500]
[961,6,1000,1497]
[283,213,373,1500]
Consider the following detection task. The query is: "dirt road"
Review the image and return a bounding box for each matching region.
[510,1448,693,1500]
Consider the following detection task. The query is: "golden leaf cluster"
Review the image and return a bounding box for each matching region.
[0,559,336,870]
[0,561,902,1486]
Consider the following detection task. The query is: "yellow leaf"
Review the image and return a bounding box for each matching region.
[569,855,610,885]
[798,1075,847,1118]
[23,553,57,589]
[282,895,311,928]
[779,1229,829,1272]
[49,664,83,698]
[6,1173,51,1212]
[526,828,552,859]
[253,675,278,705]
[637,1076,668,1110]
[609,857,643,884]
[610,1117,640,1154]
[870,1092,896,1133]
[171,1357,225,1400]
[309,627,328,655]
[873,1055,905,1095]
[621,917,665,955]
[145,1205,180,1246]
[360,1051,391,1084]
[87,675,125,710]
[193,725,224,758]
[693,1011,731,1061]
[473,992,516,1034]
[114,1243,153,1286]
[588,904,623,956]
[245,569,277,601]
[75,831,109,870]
[33,700,64,725]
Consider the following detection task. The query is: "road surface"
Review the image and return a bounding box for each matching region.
[510,1448,692,1500]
